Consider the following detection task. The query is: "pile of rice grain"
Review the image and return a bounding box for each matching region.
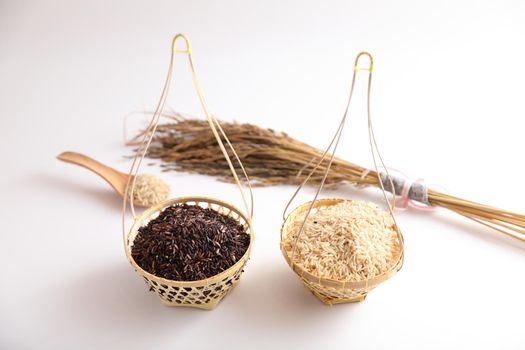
[283,200,401,282]
[130,174,170,206]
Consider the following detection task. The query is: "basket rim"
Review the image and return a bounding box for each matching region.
[126,195,253,287]
[280,197,404,290]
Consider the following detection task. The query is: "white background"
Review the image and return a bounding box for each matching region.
[1,1,525,349]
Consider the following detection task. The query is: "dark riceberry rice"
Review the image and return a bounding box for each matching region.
[131,204,250,281]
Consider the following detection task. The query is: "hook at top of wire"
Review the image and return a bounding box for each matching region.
[172,33,192,54]
[354,51,373,72]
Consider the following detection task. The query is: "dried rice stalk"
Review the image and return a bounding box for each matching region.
[128,112,525,243]
[282,200,401,281]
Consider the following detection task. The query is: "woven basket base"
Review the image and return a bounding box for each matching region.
[301,278,372,305]
[312,290,367,305]
[139,261,246,310]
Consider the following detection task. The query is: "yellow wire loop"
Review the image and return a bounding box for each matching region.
[353,51,374,72]
[172,33,192,54]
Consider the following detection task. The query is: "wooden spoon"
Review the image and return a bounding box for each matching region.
[57,151,150,207]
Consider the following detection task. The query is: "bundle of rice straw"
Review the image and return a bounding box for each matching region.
[127,112,525,243]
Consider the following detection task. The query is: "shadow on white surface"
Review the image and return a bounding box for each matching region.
[427,211,525,253]
[55,263,205,339]
[32,173,124,213]
[48,261,359,345]
[218,261,363,339]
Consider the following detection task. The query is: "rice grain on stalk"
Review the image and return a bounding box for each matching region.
[127,112,525,243]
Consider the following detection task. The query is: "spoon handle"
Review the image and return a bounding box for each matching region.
[56,151,128,195]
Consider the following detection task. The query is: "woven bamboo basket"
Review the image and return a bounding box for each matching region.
[126,196,253,310]
[280,52,404,305]
[123,34,255,310]
[281,198,404,304]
